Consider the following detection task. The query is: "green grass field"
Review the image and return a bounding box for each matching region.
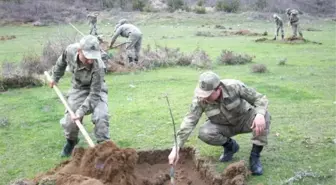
[0,12,335,185]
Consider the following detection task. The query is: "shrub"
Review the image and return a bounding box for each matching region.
[216,0,240,13]
[195,31,215,37]
[254,0,267,11]
[190,48,212,68]
[251,64,267,73]
[105,45,212,72]
[167,0,184,12]
[132,0,147,11]
[217,50,254,65]
[194,6,206,14]
[197,0,205,7]
[0,55,44,91]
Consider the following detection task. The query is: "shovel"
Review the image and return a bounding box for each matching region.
[44,71,95,148]
[109,42,131,49]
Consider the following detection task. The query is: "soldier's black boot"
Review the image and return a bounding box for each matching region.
[61,138,79,157]
[273,36,276,40]
[249,144,264,175]
[134,57,139,64]
[281,34,284,40]
[219,138,240,162]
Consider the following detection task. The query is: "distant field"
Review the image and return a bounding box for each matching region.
[0,12,335,185]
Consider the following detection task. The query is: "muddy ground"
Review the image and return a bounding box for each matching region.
[12,141,250,185]
[0,35,16,41]
[255,36,322,45]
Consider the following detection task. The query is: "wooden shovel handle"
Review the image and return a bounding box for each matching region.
[44,71,95,148]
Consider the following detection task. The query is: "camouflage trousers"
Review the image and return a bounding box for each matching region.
[274,25,284,39]
[89,22,98,36]
[60,88,110,142]
[291,22,303,37]
[198,109,271,146]
[126,32,142,61]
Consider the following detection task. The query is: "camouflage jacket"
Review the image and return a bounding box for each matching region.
[111,24,142,43]
[87,13,97,23]
[274,16,283,27]
[176,79,268,147]
[51,43,107,117]
[288,9,299,24]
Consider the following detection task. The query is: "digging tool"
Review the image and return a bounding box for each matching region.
[109,42,131,49]
[164,95,177,185]
[44,71,95,148]
[69,22,85,36]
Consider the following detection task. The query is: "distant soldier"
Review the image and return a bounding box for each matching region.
[110,19,143,63]
[286,8,303,37]
[49,35,110,157]
[87,12,99,36]
[273,14,284,40]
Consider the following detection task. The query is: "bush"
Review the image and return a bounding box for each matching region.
[254,0,267,11]
[0,32,79,91]
[194,6,206,14]
[105,45,212,72]
[277,58,287,65]
[190,48,212,68]
[251,64,267,73]
[143,4,157,12]
[41,33,79,70]
[216,0,240,13]
[132,0,147,11]
[197,0,205,7]
[217,50,254,65]
[195,31,215,37]
[0,55,44,91]
[167,0,184,12]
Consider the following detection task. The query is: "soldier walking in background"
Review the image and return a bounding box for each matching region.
[273,14,284,40]
[87,12,99,36]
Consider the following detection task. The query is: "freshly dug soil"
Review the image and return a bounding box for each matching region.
[255,36,322,45]
[12,141,250,185]
[0,35,16,41]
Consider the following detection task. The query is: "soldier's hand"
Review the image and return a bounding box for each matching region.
[251,113,266,136]
[49,81,56,88]
[70,113,82,123]
[168,146,180,166]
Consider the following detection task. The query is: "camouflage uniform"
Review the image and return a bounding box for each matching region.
[175,71,270,175]
[176,79,270,148]
[286,8,303,37]
[87,13,98,36]
[51,35,110,143]
[273,14,284,40]
[110,19,142,63]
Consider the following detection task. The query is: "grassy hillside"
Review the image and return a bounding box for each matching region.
[0,12,335,185]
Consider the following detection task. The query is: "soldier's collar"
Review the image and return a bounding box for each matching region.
[76,53,92,70]
[219,85,230,98]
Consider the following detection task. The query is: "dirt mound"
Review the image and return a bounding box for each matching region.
[32,141,138,185]
[255,37,322,45]
[0,35,16,41]
[221,30,267,37]
[222,160,250,185]
[13,142,250,185]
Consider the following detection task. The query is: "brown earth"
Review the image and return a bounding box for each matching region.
[255,36,322,45]
[0,35,16,41]
[221,30,268,37]
[12,141,250,185]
